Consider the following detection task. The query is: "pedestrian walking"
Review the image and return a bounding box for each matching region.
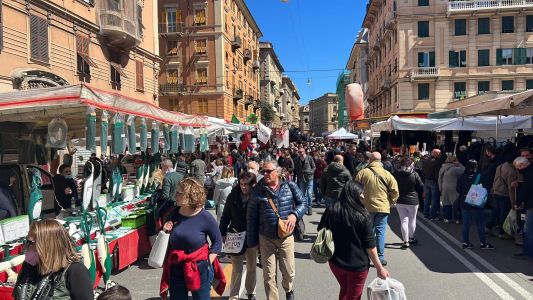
[319,155,352,206]
[318,181,389,300]
[422,149,443,220]
[438,156,465,224]
[394,157,424,248]
[355,152,399,266]
[190,152,207,185]
[247,161,306,300]
[213,166,238,223]
[294,148,315,215]
[514,157,533,258]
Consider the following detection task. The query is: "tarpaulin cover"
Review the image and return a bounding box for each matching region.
[458,89,533,116]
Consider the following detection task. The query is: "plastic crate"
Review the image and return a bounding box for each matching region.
[121,213,146,229]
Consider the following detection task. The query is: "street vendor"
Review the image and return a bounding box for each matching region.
[53,164,79,214]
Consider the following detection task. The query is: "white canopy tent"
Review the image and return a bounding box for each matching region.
[458,89,533,116]
[327,128,358,140]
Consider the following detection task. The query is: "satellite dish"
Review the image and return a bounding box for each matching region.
[46,118,68,149]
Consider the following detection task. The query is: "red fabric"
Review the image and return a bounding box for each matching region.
[227,155,233,167]
[240,132,252,151]
[0,287,13,300]
[0,245,23,260]
[117,226,151,270]
[160,244,209,297]
[211,257,227,296]
[329,261,369,300]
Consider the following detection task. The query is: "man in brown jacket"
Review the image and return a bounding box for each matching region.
[489,159,518,238]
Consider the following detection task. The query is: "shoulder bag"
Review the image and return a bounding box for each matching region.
[267,197,294,239]
[310,211,334,263]
[368,167,395,201]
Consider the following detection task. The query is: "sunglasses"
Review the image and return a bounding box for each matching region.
[261,169,276,175]
[24,239,36,250]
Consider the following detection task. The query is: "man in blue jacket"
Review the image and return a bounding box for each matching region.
[247,161,306,300]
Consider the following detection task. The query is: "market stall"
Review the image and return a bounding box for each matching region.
[327,128,359,140]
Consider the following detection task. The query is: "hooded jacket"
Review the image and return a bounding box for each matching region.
[213,177,237,208]
[319,162,352,200]
[394,169,424,206]
[246,179,306,246]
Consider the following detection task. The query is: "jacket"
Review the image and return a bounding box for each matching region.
[52,175,79,213]
[246,180,306,246]
[219,185,249,236]
[438,163,465,206]
[517,163,533,210]
[294,155,316,182]
[480,156,503,194]
[422,157,442,181]
[344,153,358,176]
[319,162,352,200]
[190,159,206,184]
[213,177,237,208]
[492,162,518,202]
[394,169,424,206]
[354,161,399,213]
[160,244,226,296]
[162,170,186,203]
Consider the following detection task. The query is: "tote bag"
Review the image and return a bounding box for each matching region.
[148,231,170,268]
[465,174,488,208]
[367,277,407,300]
[310,212,334,264]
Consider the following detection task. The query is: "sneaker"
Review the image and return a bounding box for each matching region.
[443,219,450,223]
[462,243,473,249]
[248,294,257,300]
[306,208,313,215]
[480,243,495,250]
[455,220,462,224]
[286,291,295,300]
[380,259,388,266]
[409,238,418,245]
[401,242,409,249]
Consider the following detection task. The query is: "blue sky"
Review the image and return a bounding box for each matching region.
[246,0,365,105]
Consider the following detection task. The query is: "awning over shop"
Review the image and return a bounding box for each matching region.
[458,89,533,116]
[198,117,255,136]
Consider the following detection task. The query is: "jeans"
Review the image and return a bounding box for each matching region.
[313,179,322,203]
[424,180,440,219]
[370,212,389,262]
[488,195,511,234]
[442,202,461,222]
[462,208,487,245]
[298,179,314,212]
[523,209,533,256]
[169,260,213,300]
[329,261,369,300]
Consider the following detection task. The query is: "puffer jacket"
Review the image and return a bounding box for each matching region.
[319,162,352,200]
[246,179,306,247]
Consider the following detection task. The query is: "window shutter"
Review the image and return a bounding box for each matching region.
[449,51,457,67]
[429,51,435,67]
[30,15,41,60]
[496,49,502,65]
[136,60,144,91]
[38,16,49,62]
[512,48,526,65]
[418,52,424,67]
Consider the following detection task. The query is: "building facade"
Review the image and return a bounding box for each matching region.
[259,41,284,128]
[299,104,310,134]
[309,93,338,136]
[157,0,262,122]
[346,28,369,116]
[281,76,300,128]
[0,0,160,101]
[360,0,533,119]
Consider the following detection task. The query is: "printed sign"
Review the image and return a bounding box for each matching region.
[222,231,246,254]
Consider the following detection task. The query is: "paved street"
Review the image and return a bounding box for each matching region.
[110,207,533,300]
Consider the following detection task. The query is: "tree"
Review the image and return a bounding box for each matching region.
[257,100,275,123]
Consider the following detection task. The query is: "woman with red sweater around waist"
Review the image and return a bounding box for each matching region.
[160,178,224,300]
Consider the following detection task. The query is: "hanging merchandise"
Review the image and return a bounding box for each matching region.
[170,125,179,154]
[80,212,97,285]
[111,114,125,155]
[46,118,68,149]
[82,161,94,211]
[183,127,195,153]
[151,121,160,153]
[127,115,136,154]
[200,127,208,153]
[110,166,123,202]
[85,107,97,153]
[28,169,43,221]
[101,111,109,157]
[140,118,148,152]
[91,158,103,210]
[163,124,171,151]
[95,207,112,288]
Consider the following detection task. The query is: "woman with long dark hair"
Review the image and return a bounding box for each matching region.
[318,180,389,300]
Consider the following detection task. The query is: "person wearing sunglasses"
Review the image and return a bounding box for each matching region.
[247,161,306,300]
[14,219,93,300]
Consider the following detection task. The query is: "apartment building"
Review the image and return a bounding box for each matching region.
[281,76,300,128]
[157,0,262,122]
[0,0,160,101]
[360,0,533,119]
[259,41,284,128]
[299,104,310,134]
[309,93,338,136]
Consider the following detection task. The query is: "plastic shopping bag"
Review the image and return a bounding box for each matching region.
[148,231,169,268]
[503,210,518,236]
[367,277,407,300]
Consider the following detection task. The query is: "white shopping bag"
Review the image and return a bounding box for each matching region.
[367,277,407,300]
[148,231,170,268]
[222,231,246,254]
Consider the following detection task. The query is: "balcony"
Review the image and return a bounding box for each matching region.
[448,0,533,13]
[410,67,440,79]
[232,36,242,50]
[245,96,254,108]
[97,0,141,51]
[159,83,185,95]
[244,49,253,62]
[252,60,260,70]
[233,89,243,100]
[159,22,184,37]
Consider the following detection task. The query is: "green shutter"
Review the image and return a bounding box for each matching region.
[429,51,435,67]
[418,52,424,67]
[449,51,457,67]
[496,49,502,65]
[517,48,527,65]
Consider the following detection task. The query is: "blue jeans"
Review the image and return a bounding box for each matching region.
[523,209,533,256]
[170,260,213,300]
[442,202,461,221]
[313,179,322,203]
[298,179,314,211]
[462,208,487,245]
[488,195,511,234]
[424,180,440,219]
[370,212,389,262]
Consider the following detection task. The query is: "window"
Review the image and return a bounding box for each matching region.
[167,40,178,56]
[418,21,429,37]
[527,16,533,32]
[166,10,176,32]
[195,39,207,55]
[478,18,490,34]
[502,16,514,33]
[167,69,179,84]
[497,48,514,65]
[30,14,49,62]
[527,48,533,64]
[110,62,125,90]
[418,51,435,67]
[449,50,467,67]
[526,79,533,89]
[196,67,208,85]
[502,80,514,91]
[478,81,490,94]
[454,82,466,100]
[455,19,467,36]
[76,35,97,77]
[0,0,3,52]
[418,83,430,100]
[478,49,490,66]
[194,9,206,26]
[197,98,208,115]
[136,60,144,91]
[418,0,429,6]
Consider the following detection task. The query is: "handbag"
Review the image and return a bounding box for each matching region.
[465,174,488,208]
[148,230,170,268]
[267,197,294,239]
[310,212,334,263]
[367,277,407,300]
